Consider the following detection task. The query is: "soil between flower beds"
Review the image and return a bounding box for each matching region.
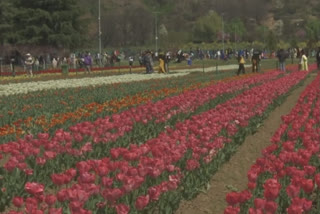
[175,72,318,214]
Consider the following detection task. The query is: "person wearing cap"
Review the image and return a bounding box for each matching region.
[25,53,34,77]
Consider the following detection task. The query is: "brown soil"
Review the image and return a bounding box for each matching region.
[176,73,317,214]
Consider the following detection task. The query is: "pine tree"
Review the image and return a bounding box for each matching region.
[0,0,16,45]
[7,0,84,48]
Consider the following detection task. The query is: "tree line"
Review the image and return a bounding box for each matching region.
[0,0,84,49]
[1,0,320,50]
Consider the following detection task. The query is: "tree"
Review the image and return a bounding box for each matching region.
[6,0,84,48]
[266,31,278,50]
[226,18,246,42]
[192,11,222,43]
[0,0,15,45]
[101,6,153,47]
[305,19,320,47]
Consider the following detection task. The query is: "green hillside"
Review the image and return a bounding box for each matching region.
[79,0,320,48]
[1,0,320,49]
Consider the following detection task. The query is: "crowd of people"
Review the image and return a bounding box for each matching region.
[1,46,319,77]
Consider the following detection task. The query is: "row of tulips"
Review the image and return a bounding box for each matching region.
[0,70,282,177]
[0,70,242,140]
[0,71,277,212]
[1,68,310,213]
[224,72,320,214]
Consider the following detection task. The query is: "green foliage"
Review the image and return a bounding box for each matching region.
[277,40,290,49]
[192,11,222,43]
[142,0,175,14]
[2,0,84,48]
[225,18,246,41]
[305,19,320,46]
[266,31,278,50]
[0,1,15,44]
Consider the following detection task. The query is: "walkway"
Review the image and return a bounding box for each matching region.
[0,64,251,97]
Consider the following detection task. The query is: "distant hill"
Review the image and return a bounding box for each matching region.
[78,0,320,48]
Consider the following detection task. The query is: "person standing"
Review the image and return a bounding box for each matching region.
[10,56,16,77]
[316,47,320,70]
[84,52,92,73]
[251,49,261,73]
[300,50,308,71]
[158,51,166,74]
[144,50,154,74]
[52,58,58,69]
[165,51,171,73]
[25,53,34,77]
[237,54,246,75]
[277,49,288,72]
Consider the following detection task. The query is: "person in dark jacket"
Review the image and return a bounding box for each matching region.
[277,49,288,72]
[251,49,261,72]
[316,47,320,70]
[144,50,154,74]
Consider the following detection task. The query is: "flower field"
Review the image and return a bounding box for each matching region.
[0,65,318,214]
[224,70,320,214]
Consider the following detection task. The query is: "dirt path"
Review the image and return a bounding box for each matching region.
[176,73,317,214]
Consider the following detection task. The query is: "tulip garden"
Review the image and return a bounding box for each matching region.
[0,65,319,214]
[224,70,320,214]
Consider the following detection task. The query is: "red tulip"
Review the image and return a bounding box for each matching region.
[148,186,161,201]
[264,201,277,213]
[286,184,300,198]
[248,182,256,190]
[302,199,312,211]
[12,197,24,208]
[287,204,303,214]
[224,206,240,214]
[186,159,200,171]
[57,189,68,202]
[115,204,130,214]
[301,179,314,193]
[78,172,96,184]
[48,208,63,214]
[314,173,320,189]
[226,192,240,206]
[66,168,77,178]
[135,195,150,211]
[51,174,68,186]
[249,208,264,214]
[101,177,113,187]
[44,151,56,160]
[25,182,44,196]
[254,198,266,209]
[36,157,47,165]
[69,201,83,212]
[263,179,281,201]
[45,195,57,206]
[102,188,123,202]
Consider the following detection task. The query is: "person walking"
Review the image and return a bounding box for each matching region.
[84,52,92,74]
[144,50,154,74]
[158,51,166,74]
[316,47,320,70]
[25,53,34,77]
[300,50,308,71]
[237,54,246,75]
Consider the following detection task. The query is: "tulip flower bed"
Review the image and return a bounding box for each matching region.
[1,71,248,141]
[0,70,283,174]
[0,67,310,214]
[224,73,320,214]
